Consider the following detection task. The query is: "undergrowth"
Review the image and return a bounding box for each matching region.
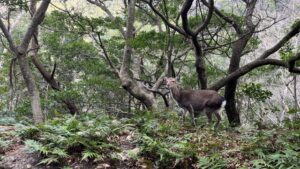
[12,111,300,169]
[15,114,124,166]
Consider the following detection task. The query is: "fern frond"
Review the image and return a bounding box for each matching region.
[81,149,101,161]
[24,139,50,155]
[37,156,59,165]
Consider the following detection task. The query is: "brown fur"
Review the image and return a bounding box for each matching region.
[165,77,225,128]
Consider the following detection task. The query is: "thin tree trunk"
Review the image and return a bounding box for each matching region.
[119,0,156,109]
[191,37,207,89]
[0,0,51,124]
[17,53,43,123]
[29,0,78,115]
[293,75,299,109]
[224,37,249,126]
[222,0,257,126]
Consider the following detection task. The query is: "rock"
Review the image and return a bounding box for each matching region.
[96,163,110,169]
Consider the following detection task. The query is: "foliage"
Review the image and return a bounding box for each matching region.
[1,109,298,168]
[0,0,28,11]
[240,83,273,102]
[0,138,11,152]
[16,114,123,165]
[1,0,300,168]
[0,117,16,126]
[242,127,300,169]
[280,42,295,61]
[127,111,300,169]
[197,153,228,169]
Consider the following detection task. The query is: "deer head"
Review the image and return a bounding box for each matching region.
[164,77,179,89]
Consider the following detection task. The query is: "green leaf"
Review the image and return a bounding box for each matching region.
[38,157,59,165]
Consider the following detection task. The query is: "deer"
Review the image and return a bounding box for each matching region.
[164,77,226,129]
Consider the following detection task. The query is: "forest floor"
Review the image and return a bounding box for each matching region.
[0,125,141,169]
[0,112,299,169]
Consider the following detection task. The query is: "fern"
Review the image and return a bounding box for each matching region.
[17,114,121,166]
[16,124,40,139]
[251,159,271,169]
[52,148,69,158]
[81,149,102,161]
[24,139,50,155]
[197,154,228,169]
[37,156,59,165]
[0,138,10,149]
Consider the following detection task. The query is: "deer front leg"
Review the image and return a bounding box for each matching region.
[182,109,186,123]
[178,109,186,124]
[187,105,196,126]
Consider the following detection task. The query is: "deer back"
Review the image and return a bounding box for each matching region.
[177,89,224,111]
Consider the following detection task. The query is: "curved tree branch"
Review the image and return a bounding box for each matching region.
[18,0,50,53]
[86,0,126,37]
[180,0,194,36]
[0,19,17,52]
[288,52,300,73]
[202,0,242,34]
[142,0,186,36]
[195,0,214,34]
[210,59,287,90]
[259,20,300,59]
[210,53,300,90]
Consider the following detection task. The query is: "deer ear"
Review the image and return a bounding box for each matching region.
[175,76,180,82]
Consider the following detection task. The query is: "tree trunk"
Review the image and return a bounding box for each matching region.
[119,0,156,110]
[192,37,207,89]
[17,52,43,124]
[0,0,51,124]
[29,0,78,115]
[224,37,250,126]
[222,0,257,127]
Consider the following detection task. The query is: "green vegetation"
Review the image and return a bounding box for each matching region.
[0,0,300,168]
[3,112,296,168]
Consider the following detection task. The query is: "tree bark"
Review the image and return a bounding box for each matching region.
[221,0,257,126]
[119,0,156,109]
[224,37,249,126]
[146,0,214,89]
[0,0,51,124]
[180,0,214,89]
[29,0,78,115]
[17,52,44,123]
[192,36,207,89]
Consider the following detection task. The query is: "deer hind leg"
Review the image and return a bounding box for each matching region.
[187,105,196,126]
[213,108,222,129]
[205,111,213,124]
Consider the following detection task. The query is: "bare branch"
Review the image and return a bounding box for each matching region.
[202,0,242,34]
[180,0,194,36]
[259,20,300,59]
[86,0,126,37]
[19,0,51,53]
[50,62,57,79]
[210,59,287,90]
[0,18,17,51]
[142,0,186,36]
[195,0,214,35]
[96,32,119,75]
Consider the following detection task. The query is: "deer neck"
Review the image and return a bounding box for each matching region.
[170,85,181,101]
